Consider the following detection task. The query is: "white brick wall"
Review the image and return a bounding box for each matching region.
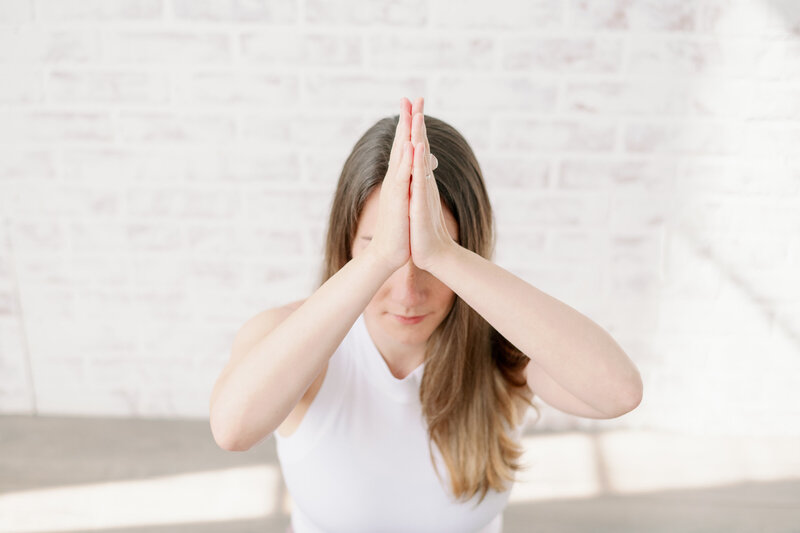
[1,0,798,437]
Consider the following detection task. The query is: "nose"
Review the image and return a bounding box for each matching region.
[390,258,426,305]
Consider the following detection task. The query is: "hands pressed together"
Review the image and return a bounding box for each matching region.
[367,96,457,274]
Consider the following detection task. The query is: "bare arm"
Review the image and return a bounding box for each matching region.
[209,249,394,451]
[427,243,643,418]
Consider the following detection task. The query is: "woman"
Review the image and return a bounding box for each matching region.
[210,97,643,533]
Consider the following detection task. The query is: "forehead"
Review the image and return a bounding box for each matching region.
[356,185,459,235]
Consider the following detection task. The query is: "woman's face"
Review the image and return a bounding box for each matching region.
[351,186,460,350]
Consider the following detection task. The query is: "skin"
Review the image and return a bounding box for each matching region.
[351,96,459,379]
[352,185,459,379]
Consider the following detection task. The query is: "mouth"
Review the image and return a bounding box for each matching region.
[392,313,427,324]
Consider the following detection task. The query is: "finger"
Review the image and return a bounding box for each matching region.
[418,140,441,211]
[411,96,424,116]
[397,140,414,187]
[412,141,425,201]
[389,98,412,169]
[420,115,434,171]
[410,112,425,174]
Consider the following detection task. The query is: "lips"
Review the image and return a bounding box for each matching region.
[392,313,427,324]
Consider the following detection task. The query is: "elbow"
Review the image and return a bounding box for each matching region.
[608,373,644,418]
[210,407,250,452]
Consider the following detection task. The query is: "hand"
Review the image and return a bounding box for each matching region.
[408,98,457,272]
[365,97,414,273]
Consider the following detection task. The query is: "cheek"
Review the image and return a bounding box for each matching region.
[433,285,456,308]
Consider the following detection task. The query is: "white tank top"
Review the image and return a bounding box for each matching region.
[274,312,524,533]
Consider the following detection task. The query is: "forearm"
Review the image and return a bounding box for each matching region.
[213,249,394,450]
[428,243,642,416]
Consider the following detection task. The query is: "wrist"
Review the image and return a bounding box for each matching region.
[426,241,463,279]
[358,245,399,279]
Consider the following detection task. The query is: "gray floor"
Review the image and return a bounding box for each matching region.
[1,414,799,532]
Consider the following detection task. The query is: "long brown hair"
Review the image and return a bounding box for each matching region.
[317,113,541,506]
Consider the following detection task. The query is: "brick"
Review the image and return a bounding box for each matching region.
[4,184,120,217]
[0,70,42,103]
[548,230,608,263]
[172,0,296,23]
[238,226,305,257]
[304,74,425,110]
[625,122,742,155]
[70,254,130,285]
[688,80,753,118]
[0,30,95,63]
[746,84,800,120]
[244,189,331,227]
[559,158,676,192]
[503,38,622,73]
[37,386,139,416]
[691,229,790,270]
[491,190,609,227]
[367,34,493,70]
[8,220,65,252]
[241,31,361,66]
[246,259,316,290]
[481,156,550,190]
[431,0,561,29]
[68,221,129,252]
[125,187,240,218]
[0,112,113,143]
[655,297,720,333]
[13,254,72,285]
[69,221,182,251]
[187,149,298,185]
[129,254,185,286]
[186,224,304,257]
[130,288,192,321]
[436,77,557,114]
[608,232,662,284]
[307,0,424,26]
[677,159,800,196]
[117,112,236,143]
[48,70,169,104]
[171,70,299,105]
[101,32,231,65]
[712,289,780,335]
[673,196,800,234]
[754,41,800,80]
[698,0,800,37]
[629,38,760,77]
[0,0,33,23]
[609,189,675,230]
[0,290,17,315]
[75,289,134,323]
[741,125,800,156]
[497,119,616,152]
[240,112,307,144]
[569,0,695,31]
[565,81,689,116]
[125,223,182,251]
[36,0,162,20]
[62,149,189,183]
[0,150,56,180]
[184,259,243,292]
